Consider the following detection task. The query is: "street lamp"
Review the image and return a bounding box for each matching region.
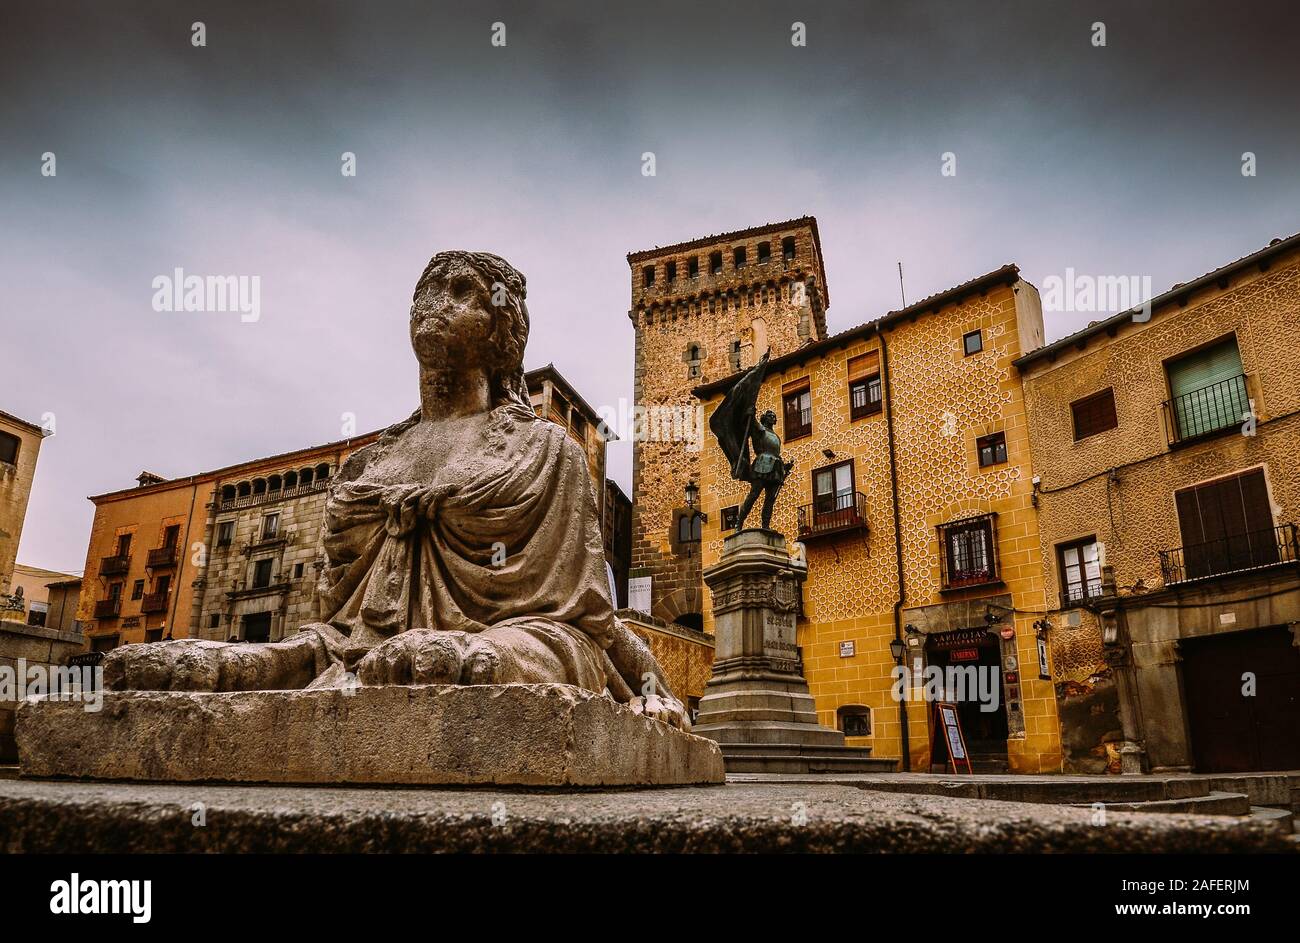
[888,637,905,664]
[684,480,699,508]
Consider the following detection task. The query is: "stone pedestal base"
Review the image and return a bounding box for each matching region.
[15,683,725,787]
[694,530,897,774]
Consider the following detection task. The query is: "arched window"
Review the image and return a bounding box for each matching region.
[782,236,796,261]
[220,485,236,505]
[237,481,251,498]
[284,470,298,488]
[837,705,872,738]
[315,462,330,480]
[268,474,282,492]
[252,478,267,495]
[300,468,314,485]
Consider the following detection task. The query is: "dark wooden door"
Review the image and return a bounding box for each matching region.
[1175,469,1276,580]
[1181,627,1300,772]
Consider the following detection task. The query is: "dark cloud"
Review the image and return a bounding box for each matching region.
[2,0,1297,569]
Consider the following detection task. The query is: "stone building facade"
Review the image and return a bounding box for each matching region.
[80,436,377,650]
[626,219,829,629]
[695,263,1063,773]
[0,409,46,598]
[1017,232,1300,775]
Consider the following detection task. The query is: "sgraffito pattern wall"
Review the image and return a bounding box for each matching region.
[1022,250,1300,773]
[700,280,1063,772]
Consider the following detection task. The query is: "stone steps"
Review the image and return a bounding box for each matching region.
[720,743,899,774]
[1072,791,1251,816]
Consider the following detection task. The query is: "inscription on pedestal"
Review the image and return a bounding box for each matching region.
[763,608,799,673]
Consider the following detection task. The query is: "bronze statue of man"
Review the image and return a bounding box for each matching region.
[102,250,687,729]
[709,351,794,531]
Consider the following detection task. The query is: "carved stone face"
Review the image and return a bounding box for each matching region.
[409,259,496,372]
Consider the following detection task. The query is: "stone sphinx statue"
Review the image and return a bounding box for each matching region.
[104,250,686,729]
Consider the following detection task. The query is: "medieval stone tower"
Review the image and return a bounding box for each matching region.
[626,217,830,628]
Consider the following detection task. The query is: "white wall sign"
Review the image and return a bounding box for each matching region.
[628,576,652,614]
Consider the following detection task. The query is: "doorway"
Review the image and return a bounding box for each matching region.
[242,612,272,643]
[1180,626,1300,772]
[926,630,1008,765]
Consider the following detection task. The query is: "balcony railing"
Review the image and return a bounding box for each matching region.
[1162,373,1249,446]
[1060,579,1105,610]
[141,591,170,614]
[219,478,327,511]
[93,597,121,619]
[99,554,130,577]
[147,545,177,568]
[797,492,868,541]
[1159,523,1298,585]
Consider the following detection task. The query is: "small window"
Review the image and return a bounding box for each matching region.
[938,515,999,589]
[1058,537,1103,607]
[209,613,221,629]
[163,524,180,548]
[676,512,702,544]
[251,559,274,589]
[145,628,164,643]
[688,257,700,278]
[783,386,812,440]
[721,505,739,531]
[642,265,655,288]
[154,574,171,595]
[758,241,771,264]
[728,339,743,372]
[0,431,19,465]
[838,706,871,738]
[709,251,723,275]
[262,513,280,540]
[131,580,144,600]
[108,582,123,600]
[963,330,983,356]
[977,432,1008,467]
[116,534,132,557]
[1071,388,1118,440]
[217,520,235,547]
[782,236,796,261]
[666,261,677,282]
[733,246,746,268]
[294,562,305,579]
[849,374,882,420]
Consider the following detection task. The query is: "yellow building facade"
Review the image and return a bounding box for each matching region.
[696,266,1062,772]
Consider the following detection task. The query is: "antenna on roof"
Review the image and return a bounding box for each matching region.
[897,262,907,307]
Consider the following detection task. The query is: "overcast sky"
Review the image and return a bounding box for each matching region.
[3,0,1298,572]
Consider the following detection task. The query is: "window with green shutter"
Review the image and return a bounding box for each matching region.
[1166,337,1247,442]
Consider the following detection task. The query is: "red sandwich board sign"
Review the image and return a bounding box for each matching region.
[930,701,973,774]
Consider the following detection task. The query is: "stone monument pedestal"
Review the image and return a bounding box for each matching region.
[693,530,897,774]
[15,683,725,788]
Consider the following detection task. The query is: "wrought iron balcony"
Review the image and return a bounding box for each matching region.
[147,545,177,568]
[797,492,868,541]
[1060,580,1106,610]
[1159,523,1298,585]
[141,591,170,614]
[93,597,121,619]
[1161,373,1249,446]
[99,554,130,577]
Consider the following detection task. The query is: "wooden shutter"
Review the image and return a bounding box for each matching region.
[1168,338,1243,399]
[847,351,879,381]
